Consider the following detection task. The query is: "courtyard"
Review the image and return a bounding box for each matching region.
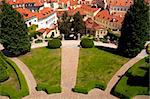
[0,40,149,99]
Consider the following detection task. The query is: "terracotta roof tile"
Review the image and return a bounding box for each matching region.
[85,18,105,30]
[15,8,36,19]
[8,0,43,6]
[34,7,54,20]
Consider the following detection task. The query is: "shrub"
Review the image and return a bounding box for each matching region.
[95,82,106,90]
[146,43,150,54]
[36,83,61,94]
[48,39,62,49]
[72,86,88,94]
[80,38,94,48]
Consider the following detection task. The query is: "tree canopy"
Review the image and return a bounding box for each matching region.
[0,2,31,56]
[58,11,71,34]
[72,11,85,33]
[117,0,149,58]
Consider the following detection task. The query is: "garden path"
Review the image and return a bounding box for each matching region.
[133,95,150,99]
[10,58,37,94]
[105,49,148,93]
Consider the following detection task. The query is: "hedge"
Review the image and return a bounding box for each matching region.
[73,82,106,94]
[48,39,62,49]
[0,56,29,99]
[36,83,61,94]
[0,53,9,82]
[6,58,29,97]
[80,38,94,48]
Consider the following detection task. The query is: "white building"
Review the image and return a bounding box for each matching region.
[16,7,59,38]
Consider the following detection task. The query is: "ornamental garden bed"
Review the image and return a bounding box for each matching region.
[111,57,149,98]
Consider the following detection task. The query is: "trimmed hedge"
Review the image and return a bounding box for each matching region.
[36,83,61,94]
[0,53,29,99]
[80,38,94,48]
[111,58,149,98]
[48,39,62,49]
[0,53,9,82]
[5,58,29,98]
[73,82,106,94]
[72,86,88,94]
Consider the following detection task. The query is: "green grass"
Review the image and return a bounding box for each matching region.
[0,56,29,99]
[73,47,129,93]
[18,47,61,94]
[112,57,150,98]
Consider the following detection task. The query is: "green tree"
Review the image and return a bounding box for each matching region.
[117,0,149,58]
[0,2,31,56]
[72,11,85,33]
[58,11,71,34]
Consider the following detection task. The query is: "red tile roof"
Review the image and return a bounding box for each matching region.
[85,18,105,30]
[107,0,133,7]
[80,5,99,13]
[8,0,43,6]
[38,27,56,34]
[16,7,54,20]
[94,10,124,25]
[15,8,36,19]
[34,7,54,20]
[70,0,78,6]
[59,0,68,4]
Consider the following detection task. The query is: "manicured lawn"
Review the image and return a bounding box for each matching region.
[111,57,149,98]
[18,47,61,94]
[73,47,129,94]
[0,54,29,99]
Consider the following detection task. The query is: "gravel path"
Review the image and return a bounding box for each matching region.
[10,58,37,94]
[61,47,79,92]
[133,95,150,99]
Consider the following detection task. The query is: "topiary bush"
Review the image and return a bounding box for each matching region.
[48,39,62,49]
[80,38,94,48]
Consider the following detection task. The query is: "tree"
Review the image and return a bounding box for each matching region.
[0,2,31,56]
[58,11,71,34]
[72,11,85,33]
[117,0,149,58]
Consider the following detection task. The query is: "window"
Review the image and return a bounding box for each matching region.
[29,22,31,26]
